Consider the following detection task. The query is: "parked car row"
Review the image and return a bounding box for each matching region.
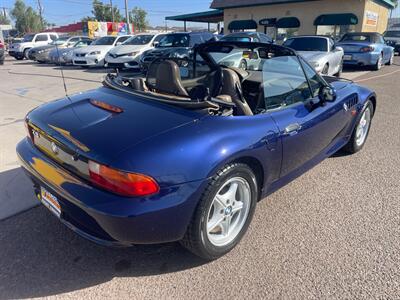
[6,31,394,75]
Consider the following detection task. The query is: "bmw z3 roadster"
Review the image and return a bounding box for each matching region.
[17,41,376,260]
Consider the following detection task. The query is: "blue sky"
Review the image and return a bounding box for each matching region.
[1,0,214,27]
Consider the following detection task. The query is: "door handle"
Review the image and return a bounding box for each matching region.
[284,123,302,135]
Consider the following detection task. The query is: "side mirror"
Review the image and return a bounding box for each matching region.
[335,46,343,52]
[153,41,159,47]
[319,86,337,103]
[116,42,122,46]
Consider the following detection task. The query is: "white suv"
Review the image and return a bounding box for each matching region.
[8,32,59,60]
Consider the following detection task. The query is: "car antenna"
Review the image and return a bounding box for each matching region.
[55,43,71,100]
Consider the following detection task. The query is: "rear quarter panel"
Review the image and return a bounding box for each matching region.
[111,114,282,190]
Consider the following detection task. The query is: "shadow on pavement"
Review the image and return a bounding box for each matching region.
[343,65,371,73]
[0,200,205,299]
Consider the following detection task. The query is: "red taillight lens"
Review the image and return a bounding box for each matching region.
[88,161,159,197]
[360,46,374,52]
[0,43,4,49]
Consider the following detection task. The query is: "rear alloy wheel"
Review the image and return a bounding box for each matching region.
[374,54,383,70]
[343,100,374,154]
[181,163,258,260]
[322,63,329,75]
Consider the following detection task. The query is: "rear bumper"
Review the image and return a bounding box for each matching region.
[343,52,380,66]
[16,138,205,246]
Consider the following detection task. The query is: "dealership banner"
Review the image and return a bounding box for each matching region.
[365,11,378,27]
[87,21,134,38]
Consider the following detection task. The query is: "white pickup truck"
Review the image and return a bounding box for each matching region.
[8,32,59,60]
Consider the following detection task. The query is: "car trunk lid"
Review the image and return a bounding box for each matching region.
[337,42,371,53]
[27,87,201,167]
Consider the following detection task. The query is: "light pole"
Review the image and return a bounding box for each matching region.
[125,0,130,33]
[110,0,114,23]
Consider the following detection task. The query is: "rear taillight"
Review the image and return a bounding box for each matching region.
[25,120,34,141]
[360,46,374,52]
[0,43,4,49]
[88,161,159,197]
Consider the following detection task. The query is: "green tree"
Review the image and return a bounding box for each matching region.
[0,10,10,25]
[11,0,44,33]
[91,0,122,22]
[130,7,148,32]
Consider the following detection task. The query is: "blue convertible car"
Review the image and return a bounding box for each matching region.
[338,32,394,70]
[17,41,376,259]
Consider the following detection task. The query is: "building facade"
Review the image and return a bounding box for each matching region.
[210,0,395,40]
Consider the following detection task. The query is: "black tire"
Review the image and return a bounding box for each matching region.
[373,54,383,70]
[239,59,247,70]
[343,100,374,154]
[0,60,4,65]
[23,49,30,60]
[322,63,329,75]
[180,163,258,260]
[15,56,24,60]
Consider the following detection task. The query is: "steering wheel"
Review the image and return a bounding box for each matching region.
[209,66,224,97]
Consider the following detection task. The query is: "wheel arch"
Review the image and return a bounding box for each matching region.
[209,155,266,201]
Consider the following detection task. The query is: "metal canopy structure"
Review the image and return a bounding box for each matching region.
[166,10,224,31]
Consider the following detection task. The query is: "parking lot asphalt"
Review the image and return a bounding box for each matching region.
[0,56,399,299]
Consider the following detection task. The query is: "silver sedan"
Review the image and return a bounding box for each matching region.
[283,36,344,77]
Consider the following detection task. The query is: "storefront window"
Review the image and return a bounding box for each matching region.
[276,27,299,43]
[316,25,355,40]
